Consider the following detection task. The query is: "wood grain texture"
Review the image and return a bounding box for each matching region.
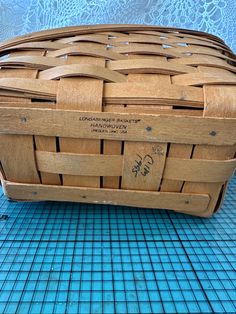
[172,68,236,86]
[34,151,236,183]
[39,64,126,82]
[29,50,61,185]
[0,52,42,185]
[0,25,235,216]
[34,136,61,185]
[121,55,170,191]
[0,25,226,51]
[0,135,40,183]
[161,144,193,192]
[36,151,123,176]
[103,104,124,189]
[0,55,67,69]
[182,84,236,216]
[163,157,236,182]
[0,107,235,146]
[0,79,204,106]
[107,58,196,74]
[57,55,105,187]
[171,55,236,73]
[3,180,210,214]
[47,44,126,60]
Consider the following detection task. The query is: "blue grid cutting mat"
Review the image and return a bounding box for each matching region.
[0,176,235,314]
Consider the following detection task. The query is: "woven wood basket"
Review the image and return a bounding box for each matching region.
[0,25,235,217]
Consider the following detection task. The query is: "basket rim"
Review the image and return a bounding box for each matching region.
[0,24,233,54]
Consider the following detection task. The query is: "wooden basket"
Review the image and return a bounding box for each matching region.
[0,25,235,217]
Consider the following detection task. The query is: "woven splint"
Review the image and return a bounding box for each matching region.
[0,25,235,217]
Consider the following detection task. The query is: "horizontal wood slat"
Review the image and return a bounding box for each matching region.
[113,33,227,50]
[173,71,236,86]
[107,59,196,74]
[57,34,111,45]
[2,180,210,214]
[0,24,235,217]
[35,151,236,182]
[36,151,123,176]
[113,43,182,58]
[0,135,40,184]
[0,107,235,145]
[0,102,55,109]
[0,78,58,98]
[0,56,66,69]
[104,83,203,105]
[39,64,127,82]
[1,55,204,74]
[171,55,236,73]
[164,157,236,182]
[0,41,68,52]
[47,45,126,60]
[0,25,225,51]
[130,30,225,45]
[0,79,203,105]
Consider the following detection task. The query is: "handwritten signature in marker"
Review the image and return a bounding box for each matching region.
[132,154,154,177]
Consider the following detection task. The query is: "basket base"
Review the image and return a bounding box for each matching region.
[1,179,213,217]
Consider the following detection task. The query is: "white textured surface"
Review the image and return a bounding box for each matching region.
[0,0,235,51]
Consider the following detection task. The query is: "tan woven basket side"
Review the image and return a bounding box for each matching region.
[0,25,235,217]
